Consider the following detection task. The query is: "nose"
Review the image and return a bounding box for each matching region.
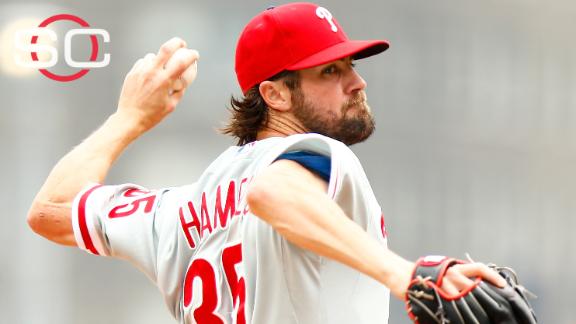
[346,68,367,94]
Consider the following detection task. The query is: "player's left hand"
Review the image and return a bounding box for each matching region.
[441,261,506,295]
[405,256,538,324]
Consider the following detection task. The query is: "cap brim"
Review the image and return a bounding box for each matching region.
[286,39,389,70]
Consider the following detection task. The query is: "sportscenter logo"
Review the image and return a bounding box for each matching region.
[14,14,110,82]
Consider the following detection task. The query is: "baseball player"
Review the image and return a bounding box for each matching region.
[28,3,536,324]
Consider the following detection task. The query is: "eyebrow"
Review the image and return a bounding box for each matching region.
[323,58,349,67]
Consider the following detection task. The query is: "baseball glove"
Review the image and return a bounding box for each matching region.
[405,256,537,324]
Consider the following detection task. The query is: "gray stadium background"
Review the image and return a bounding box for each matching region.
[1,0,572,323]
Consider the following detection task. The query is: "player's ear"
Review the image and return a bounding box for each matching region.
[259,80,291,112]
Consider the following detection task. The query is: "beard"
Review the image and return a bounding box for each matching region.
[291,89,375,145]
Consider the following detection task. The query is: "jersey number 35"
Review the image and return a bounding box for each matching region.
[183,243,246,324]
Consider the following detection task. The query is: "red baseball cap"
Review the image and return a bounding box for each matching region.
[235,2,390,94]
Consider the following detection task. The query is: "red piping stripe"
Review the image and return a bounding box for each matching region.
[78,184,104,255]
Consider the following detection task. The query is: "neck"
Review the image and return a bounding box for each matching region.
[256,112,308,140]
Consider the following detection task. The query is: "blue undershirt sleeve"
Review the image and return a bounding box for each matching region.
[275,151,331,182]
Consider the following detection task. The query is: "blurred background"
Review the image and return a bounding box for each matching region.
[1,0,573,323]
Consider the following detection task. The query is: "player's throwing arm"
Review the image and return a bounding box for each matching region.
[27,37,198,245]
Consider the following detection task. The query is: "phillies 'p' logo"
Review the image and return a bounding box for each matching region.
[315,7,338,32]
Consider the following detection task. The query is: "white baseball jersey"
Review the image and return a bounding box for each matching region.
[71,133,390,324]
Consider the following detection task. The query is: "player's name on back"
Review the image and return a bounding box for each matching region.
[179,177,252,249]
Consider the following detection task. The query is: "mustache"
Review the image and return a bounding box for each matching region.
[346,92,367,108]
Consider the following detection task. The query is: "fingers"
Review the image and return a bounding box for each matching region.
[130,58,144,73]
[441,266,477,297]
[455,263,507,288]
[128,53,155,74]
[446,267,477,290]
[169,87,186,107]
[165,49,199,80]
[155,37,187,68]
[441,278,460,296]
[144,52,156,61]
[117,38,195,132]
[440,262,507,298]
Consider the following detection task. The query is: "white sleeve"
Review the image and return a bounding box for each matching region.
[269,134,375,203]
[71,182,170,280]
[328,141,387,241]
[273,135,384,238]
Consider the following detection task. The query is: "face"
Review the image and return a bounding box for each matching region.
[290,57,375,145]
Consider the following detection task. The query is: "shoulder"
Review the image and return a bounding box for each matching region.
[279,133,356,158]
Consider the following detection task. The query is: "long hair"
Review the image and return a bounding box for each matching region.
[221,70,300,145]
